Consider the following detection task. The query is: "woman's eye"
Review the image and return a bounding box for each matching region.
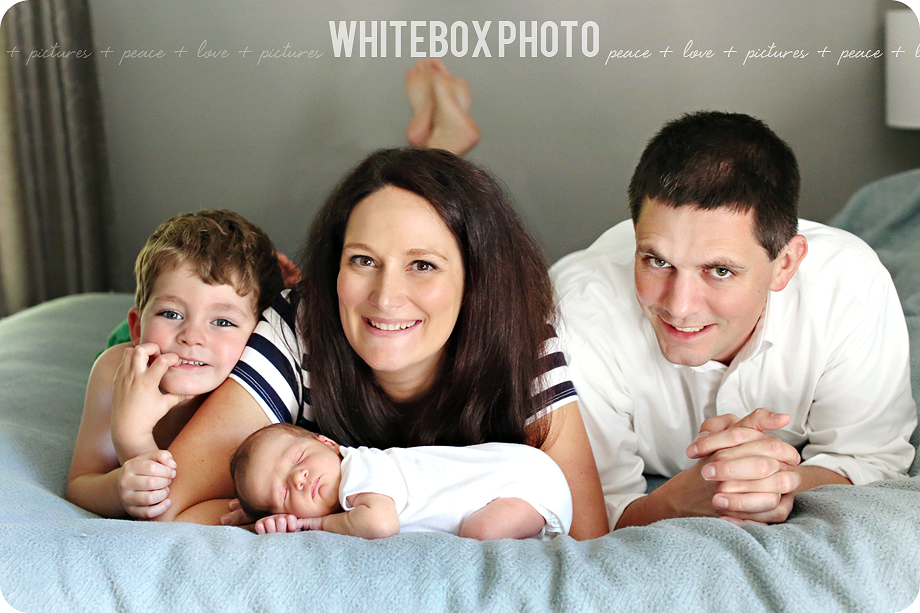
[350,255,375,267]
[411,260,437,272]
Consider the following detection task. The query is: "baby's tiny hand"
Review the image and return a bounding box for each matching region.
[255,514,303,534]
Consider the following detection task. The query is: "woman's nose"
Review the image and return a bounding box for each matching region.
[370,268,407,311]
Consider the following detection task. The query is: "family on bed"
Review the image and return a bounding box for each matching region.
[64,60,917,542]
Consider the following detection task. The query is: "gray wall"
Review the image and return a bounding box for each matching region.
[87,0,920,291]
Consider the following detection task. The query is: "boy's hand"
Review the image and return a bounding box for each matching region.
[111,343,189,462]
[119,449,177,519]
[254,514,322,534]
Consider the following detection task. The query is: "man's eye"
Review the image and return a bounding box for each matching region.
[649,258,670,268]
[711,267,733,279]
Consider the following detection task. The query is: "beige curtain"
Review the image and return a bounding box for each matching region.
[0,25,26,316]
[0,0,113,317]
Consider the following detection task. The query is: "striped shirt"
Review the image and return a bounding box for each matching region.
[229,290,577,430]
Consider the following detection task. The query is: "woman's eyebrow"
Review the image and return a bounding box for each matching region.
[343,243,449,261]
[405,248,448,261]
[341,242,373,252]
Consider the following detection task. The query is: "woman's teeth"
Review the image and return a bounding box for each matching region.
[369,320,417,331]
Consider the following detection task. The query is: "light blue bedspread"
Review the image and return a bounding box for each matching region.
[1,171,919,612]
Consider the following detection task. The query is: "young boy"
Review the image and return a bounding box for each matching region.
[66,209,284,520]
[230,423,573,541]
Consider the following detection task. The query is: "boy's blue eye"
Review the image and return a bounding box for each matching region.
[158,310,181,320]
[213,318,235,328]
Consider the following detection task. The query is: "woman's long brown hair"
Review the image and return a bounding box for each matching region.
[293,148,554,449]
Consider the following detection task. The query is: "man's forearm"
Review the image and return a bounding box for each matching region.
[793,465,851,493]
[614,468,703,528]
[615,493,672,529]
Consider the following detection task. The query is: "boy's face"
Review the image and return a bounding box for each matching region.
[129,262,258,396]
[242,430,343,518]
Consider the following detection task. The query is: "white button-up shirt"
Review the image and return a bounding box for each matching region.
[553,219,917,529]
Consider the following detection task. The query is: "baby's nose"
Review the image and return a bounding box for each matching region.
[294,468,309,490]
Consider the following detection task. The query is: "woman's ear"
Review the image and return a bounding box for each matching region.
[769,235,808,292]
[127,308,142,345]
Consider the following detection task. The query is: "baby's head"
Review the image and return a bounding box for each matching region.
[127,210,284,396]
[231,423,344,521]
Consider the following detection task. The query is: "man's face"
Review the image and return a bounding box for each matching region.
[633,198,788,367]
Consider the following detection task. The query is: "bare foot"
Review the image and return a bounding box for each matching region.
[405,59,439,147]
[405,59,479,155]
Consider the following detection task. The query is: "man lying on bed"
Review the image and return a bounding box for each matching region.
[552,111,917,530]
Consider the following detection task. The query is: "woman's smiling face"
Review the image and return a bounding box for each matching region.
[336,186,465,402]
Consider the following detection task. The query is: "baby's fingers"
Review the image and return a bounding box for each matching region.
[255,515,299,534]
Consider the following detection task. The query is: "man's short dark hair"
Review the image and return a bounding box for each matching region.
[627,111,800,260]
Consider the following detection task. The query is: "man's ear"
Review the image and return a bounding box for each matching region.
[769,235,808,292]
[127,307,142,345]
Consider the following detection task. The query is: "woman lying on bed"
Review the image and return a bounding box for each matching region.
[156,147,609,540]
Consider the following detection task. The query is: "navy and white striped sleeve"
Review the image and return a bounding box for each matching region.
[229,290,311,425]
[528,325,578,424]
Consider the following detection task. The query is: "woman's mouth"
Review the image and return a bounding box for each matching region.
[365,318,419,332]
